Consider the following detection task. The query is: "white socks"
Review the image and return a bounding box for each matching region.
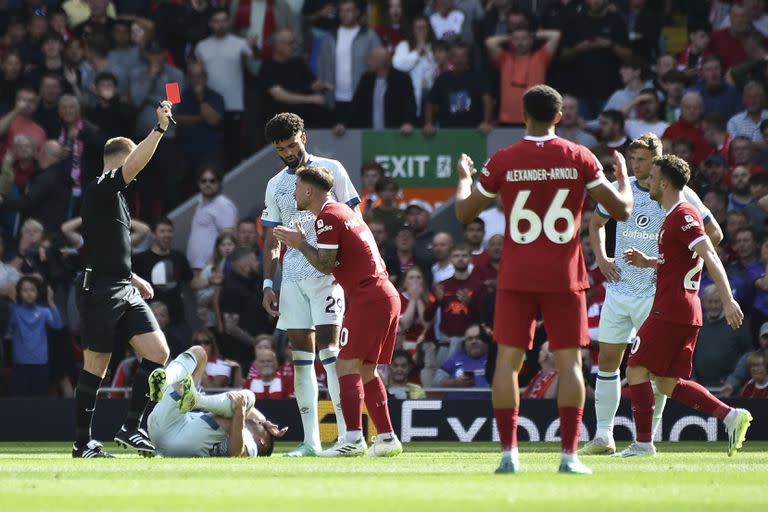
[345,430,363,443]
[293,350,321,449]
[164,351,197,385]
[723,408,738,429]
[594,370,621,437]
[196,390,256,418]
[651,380,667,439]
[319,347,346,439]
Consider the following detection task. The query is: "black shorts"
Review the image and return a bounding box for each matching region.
[76,276,160,354]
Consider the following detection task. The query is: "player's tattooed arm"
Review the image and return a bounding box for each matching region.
[298,241,336,274]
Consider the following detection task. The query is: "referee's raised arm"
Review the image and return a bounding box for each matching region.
[120,100,173,183]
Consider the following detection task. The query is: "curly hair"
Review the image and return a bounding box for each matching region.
[264,113,304,143]
[653,154,691,190]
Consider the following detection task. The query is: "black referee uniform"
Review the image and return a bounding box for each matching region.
[77,166,160,349]
[73,165,163,458]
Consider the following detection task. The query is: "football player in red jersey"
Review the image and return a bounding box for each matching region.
[454,84,634,475]
[274,166,403,458]
[619,155,752,458]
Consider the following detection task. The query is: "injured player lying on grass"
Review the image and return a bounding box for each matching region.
[145,345,287,457]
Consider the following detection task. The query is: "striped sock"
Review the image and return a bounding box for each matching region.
[594,370,621,437]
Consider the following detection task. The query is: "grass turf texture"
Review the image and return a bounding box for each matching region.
[1,442,766,511]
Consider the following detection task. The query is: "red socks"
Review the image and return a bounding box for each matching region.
[629,382,655,442]
[363,377,394,433]
[339,374,364,432]
[494,408,518,451]
[559,406,583,454]
[671,379,731,421]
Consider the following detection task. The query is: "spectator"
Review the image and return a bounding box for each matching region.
[727,227,762,309]
[701,112,732,164]
[192,231,236,328]
[658,70,686,123]
[431,231,454,284]
[367,176,404,240]
[10,278,62,396]
[176,61,226,172]
[485,24,561,126]
[186,168,238,272]
[429,0,472,44]
[192,327,241,388]
[0,139,70,233]
[242,347,292,399]
[745,173,768,238]
[677,20,711,81]
[728,166,753,210]
[368,218,391,256]
[433,244,485,361]
[149,300,190,359]
[558,0,632,119]
[132,218,193,326]
[57,94,104,209]
[0,87,46,157]
[592,109,628,158]
[0,51,23,110]
[670,137,696,171]
[398,266,437,357]
[107,20,141,73]
[302,0,340,39]
[693,284,753,388]
[727,81,768,142]
[662,91,713,167]
[725,31,768,92]
[384,225,432,286]
[258,29,331,127]
[433,323,489,399]
[235,217,261,254]
[195,8,256,169]
[229,0,296,61]
[359,161,384,214]
[478,195,505,246]
[721,321,768,397]
[317,0,382,123]
[521,341,558,399]
[556,95,598,147]
[423,43,493,134]
[751,237,768,334]
[81,33,127,106]
[623,0,661,62]
[601,56,651,115]
[16,14,48,69]
[405,199,434,265]
[35,73,64,138]
[740,351,768,397]
[388,349,426,399]
[82,72,135,139]
[214,247,273,370]
[703,189,728,229]
[709,3,751,69]
[623,88,668,139]
[376,0,404,53]
[334,46,416,136]
[462,217,488,268]
[688,55,743,121]
[474,233,502,287]
[392,15,437,117]
[730,136,765,175]
[72,0,115,41]
[0,134,37,202]
[128,39,185,217]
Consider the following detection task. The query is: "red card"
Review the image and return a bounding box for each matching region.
[165,82,181,104]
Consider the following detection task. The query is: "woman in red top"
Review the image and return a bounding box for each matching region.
[398,267,437,355]
[740,351,768,398]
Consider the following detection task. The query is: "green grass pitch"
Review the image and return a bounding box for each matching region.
[1,442,766,511]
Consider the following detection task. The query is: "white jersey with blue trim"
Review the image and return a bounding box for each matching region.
[596,177,711,297]
[261,154,360,282]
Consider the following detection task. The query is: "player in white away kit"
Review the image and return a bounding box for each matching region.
[261,113,360,457]
[147,346,287,457]
[581,133,723,455]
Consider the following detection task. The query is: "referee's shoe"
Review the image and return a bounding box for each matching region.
[114,427,156,457]
[72,440,115,458]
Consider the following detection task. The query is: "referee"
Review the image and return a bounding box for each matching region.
[72,101,173,458]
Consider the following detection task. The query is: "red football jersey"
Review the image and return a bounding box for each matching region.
[477,135,605,292]
[651,202,708,326]
[315,201,398,302]
[740,380,768,398]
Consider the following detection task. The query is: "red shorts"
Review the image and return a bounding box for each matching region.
[494,289,589,350]
[628,318,700,378]
[339,294,400,364]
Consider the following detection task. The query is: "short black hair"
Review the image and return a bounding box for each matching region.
[210,7,229,19]
[16,275,43,304]
[522,85,563,123]
[237,216,256,228]
[152,217,173,232]
[653,154,690,190]
[600,109,625,130]
[360,161,385,178]
[465,217,485,230]
[749,172,768,188]
[375,176,399,194]
[296,166,334,192]
[264,112,304,143]
[701,112,726,132]
[391,349,414,365]
[95,71,118,86]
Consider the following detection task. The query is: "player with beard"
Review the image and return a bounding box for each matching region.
[261,113,360,457]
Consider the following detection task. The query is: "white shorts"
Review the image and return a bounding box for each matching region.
[276,275,344,330]
[597,288,654,344]
[147,390,226,457]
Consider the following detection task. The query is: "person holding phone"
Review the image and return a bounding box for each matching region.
[433,323,490,399]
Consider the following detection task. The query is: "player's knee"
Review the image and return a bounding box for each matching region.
[187,345,207,366]
[597,346,624,371]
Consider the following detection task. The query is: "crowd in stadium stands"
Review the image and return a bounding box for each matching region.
[2,0,768,401]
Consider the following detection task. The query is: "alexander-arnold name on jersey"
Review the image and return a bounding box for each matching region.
[504,167,579,182]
